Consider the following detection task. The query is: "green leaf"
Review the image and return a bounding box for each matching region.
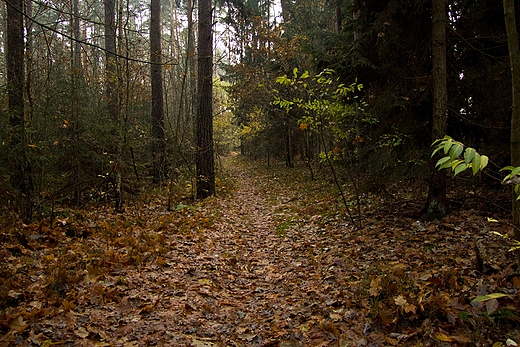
[464,148,476,164]
[435,156,452,168]
[439,158,455,170]
[480,155,488,170]
[501,166,516,172]
[470,293,507,304]
[432,135,451,146]
[454,162,468,176]
[471,153,481,175]
[300,70,309,79]
[449,143,463,159]
[451,159,464,170]
[443,139,453,154]
[510,166,520,177]
[293,67,298,78]
[431,144,445,157]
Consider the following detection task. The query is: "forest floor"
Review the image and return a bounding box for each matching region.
[1,155,520,347]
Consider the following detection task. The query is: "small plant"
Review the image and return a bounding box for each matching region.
[431,136,488,175]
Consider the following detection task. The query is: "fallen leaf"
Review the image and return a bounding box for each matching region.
[74,326,89,339]
[394,295,407,308]
[9,316,28,332]
[486,298,499,314]
[435,333,453,342]
[369,276,382,297]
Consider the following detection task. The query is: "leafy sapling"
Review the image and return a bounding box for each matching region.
[431,136,488,176]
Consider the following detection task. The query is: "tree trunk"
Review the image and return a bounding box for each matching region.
[280,0,291,24]
[335,0,342,34]
[7,0,33,222]
[25,0,34,126]
[188,0,197,143]
[104,0,118,123]
[504,0,520,267]
[73,0,83,78]
[196,0,215,198]
[105,0,122,209]
[423,0,447,220]
[151,0,166,183]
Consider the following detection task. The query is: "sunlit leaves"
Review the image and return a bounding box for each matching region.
[432,136,488,175]
[272,69,366,147]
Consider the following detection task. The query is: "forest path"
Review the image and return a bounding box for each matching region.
[3,156,510,347]
[149,155,364,346]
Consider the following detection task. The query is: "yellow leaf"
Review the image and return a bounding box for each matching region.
[198,278,213,285]
[435,333,453,342]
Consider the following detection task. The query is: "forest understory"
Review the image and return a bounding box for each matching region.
[1,155,519,347]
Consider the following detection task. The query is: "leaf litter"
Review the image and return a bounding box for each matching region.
[1,156,520,346]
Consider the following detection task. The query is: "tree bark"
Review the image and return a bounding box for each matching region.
[104,0,118,123]
[504,0,520,267]
[105,0,122,209]
[151,0,166,183]
[424,0,447,220]
[280,0,291,24]
[73,0,83,78]
[7,0,33,222]
[188,0,197,140]
[196,0,215,198]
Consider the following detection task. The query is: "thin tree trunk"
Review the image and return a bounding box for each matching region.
[335,0,342,34]
[504,0,520,267]
[73,0,83,78]
[188,0,197,144]
[280,0,290,24]
[196,0,215,198]
[71,0,82,206]
[25,0,34,127]
[105,0,118,122]
[1,2,6,80]
[151,0,166,183]
[104,0,122,209]
[424,0,447,220]
[7,0,33,222]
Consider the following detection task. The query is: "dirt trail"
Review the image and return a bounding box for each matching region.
[3,157,366,347]
[3,156,514,346]
[130,159,363,346]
